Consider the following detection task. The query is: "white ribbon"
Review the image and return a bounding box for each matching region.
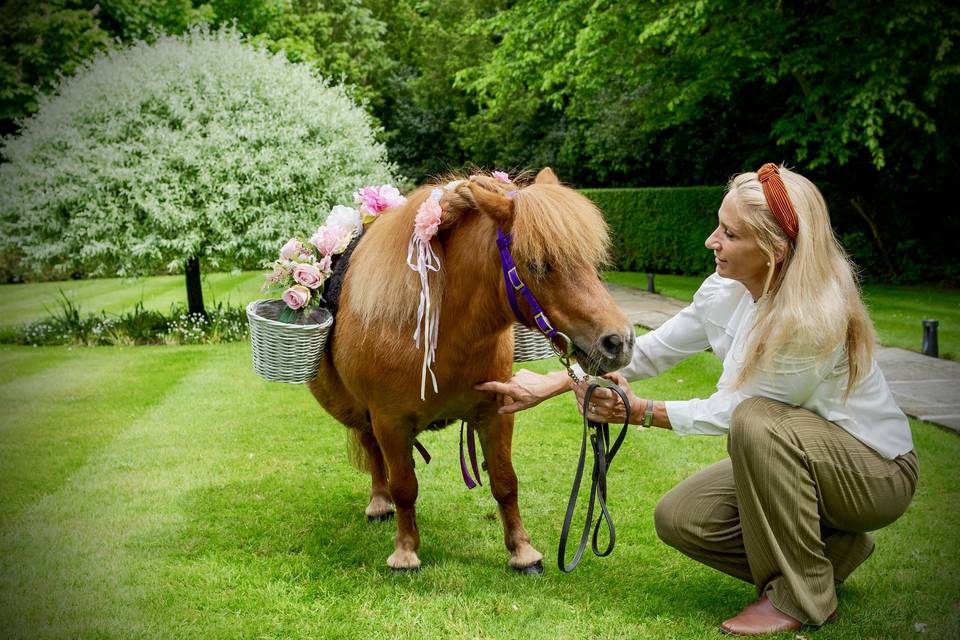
[407,221,442,401]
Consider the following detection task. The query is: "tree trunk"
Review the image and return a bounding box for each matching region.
[849,196,896,279]
[185,256,206,317]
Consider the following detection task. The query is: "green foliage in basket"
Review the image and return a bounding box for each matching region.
[581,186,724,275]
[0,25,397,283]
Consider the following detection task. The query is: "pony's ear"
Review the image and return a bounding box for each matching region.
[535,167,560,184]
[440,180,514,229]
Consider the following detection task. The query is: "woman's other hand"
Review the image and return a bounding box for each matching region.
[574,371,642,423]
[474,369,571,414]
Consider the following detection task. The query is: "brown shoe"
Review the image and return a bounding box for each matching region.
[720,594,836,636]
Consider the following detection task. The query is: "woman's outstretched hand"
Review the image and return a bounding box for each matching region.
[573,371,641,424]
[474,369,571,414]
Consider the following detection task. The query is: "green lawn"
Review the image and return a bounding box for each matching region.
[605,272,960,360]
[0,271,267,327]
[0,343,957,639]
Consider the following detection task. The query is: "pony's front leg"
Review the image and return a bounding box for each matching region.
[358,429,395,521]
[477,414,544,573]
[371,415,420,570]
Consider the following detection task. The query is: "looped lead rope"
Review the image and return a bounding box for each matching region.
[558,380,631,573]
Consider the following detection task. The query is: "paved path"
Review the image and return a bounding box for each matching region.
[606,284,960,434]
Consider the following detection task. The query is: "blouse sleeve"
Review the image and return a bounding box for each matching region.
[665,349,835,436]
[617,276,722,380]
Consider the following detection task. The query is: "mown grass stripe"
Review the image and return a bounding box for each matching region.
[0,345,211,523]
[0,347,220,638]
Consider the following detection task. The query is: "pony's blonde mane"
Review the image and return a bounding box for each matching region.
[345,185,441,328]
[344,173,611,329]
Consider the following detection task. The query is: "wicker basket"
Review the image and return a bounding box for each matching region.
[513,323,555,362]
[247,299,333,384]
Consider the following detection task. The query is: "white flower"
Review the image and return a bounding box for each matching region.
[325,204,362,237]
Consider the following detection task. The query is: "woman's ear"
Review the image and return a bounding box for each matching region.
[773,240,789,264]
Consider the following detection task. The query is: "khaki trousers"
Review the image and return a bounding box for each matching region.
[654,397,919,625]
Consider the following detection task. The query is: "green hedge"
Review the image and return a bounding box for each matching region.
[581,186,724,275]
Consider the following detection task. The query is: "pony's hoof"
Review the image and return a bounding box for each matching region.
[514,560,544,575]
[387,549,421,571]
[390,565,421,574]
[367,512,395,522]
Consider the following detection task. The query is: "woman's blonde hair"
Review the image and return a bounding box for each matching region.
[729,165,874,396]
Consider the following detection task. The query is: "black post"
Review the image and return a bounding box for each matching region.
[185,256,206,318]
[922,319,939,358]
[646,273,655,293]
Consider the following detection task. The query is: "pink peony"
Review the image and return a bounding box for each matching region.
[280,238,303,260]
[310,224,351,257]
[492,170,510,183]
[282,285,311,310]
[414,191,443,242]
[292,262,324,290]
[354,185,406,219]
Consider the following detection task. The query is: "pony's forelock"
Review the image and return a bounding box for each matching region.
[511,183,611,274]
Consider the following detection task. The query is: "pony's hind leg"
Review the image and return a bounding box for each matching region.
[371,414,421,570]
[475,416,544,573]
[356,429,395,521]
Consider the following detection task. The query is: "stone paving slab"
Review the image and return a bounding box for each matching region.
[606,284,687,330]
[875,347,960,433]
[605,283,960,434]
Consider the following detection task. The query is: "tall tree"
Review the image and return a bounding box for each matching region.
[0,27,396,312]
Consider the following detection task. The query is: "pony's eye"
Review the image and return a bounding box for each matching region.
[525,261,552,278]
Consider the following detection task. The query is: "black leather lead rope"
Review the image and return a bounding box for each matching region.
[558,382,631,573]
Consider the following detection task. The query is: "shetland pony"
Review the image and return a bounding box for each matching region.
[307,168,632,571]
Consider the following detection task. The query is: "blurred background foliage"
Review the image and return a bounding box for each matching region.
[1,0,957,282]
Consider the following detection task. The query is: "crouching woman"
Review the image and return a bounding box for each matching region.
[478,164,918,636]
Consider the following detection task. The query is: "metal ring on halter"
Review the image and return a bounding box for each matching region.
[550,331,575,359]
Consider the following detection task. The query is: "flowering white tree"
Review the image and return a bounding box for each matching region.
[0,26,396,315]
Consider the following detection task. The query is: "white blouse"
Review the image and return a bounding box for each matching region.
[618,273,913,460]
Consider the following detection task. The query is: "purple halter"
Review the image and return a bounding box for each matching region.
[460,227,575,491]
[496,228,566,343]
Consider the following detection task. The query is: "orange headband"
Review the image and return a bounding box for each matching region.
[756,163,799,241]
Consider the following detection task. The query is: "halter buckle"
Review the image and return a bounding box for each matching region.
[507,267,524,291]
[534,312,554,334]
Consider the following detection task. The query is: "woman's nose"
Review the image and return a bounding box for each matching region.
[705,230,719,249]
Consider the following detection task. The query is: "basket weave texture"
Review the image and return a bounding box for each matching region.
[247,299,333,384]
[513,323,555,362]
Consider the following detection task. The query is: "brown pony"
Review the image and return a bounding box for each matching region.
[307,168,632,571]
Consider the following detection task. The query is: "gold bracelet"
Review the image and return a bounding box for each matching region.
[643,399,654,428]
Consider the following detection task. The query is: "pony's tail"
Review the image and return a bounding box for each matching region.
[346,428,372,474]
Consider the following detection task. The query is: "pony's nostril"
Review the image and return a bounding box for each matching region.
[600,333,623,358]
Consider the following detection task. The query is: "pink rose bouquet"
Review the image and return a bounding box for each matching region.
[262,236,330,322]
[262,184,405,322]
